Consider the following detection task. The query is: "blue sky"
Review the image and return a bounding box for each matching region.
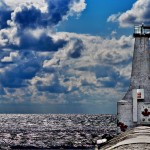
[57,0,136,36]
[0,0,149,114]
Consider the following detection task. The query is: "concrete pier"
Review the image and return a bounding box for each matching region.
[101,126,150,150]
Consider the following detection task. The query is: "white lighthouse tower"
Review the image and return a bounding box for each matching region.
[117,25,150,133]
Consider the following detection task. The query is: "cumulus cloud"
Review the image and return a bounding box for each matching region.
[3,0,46,9]
[0,0,87,104]
[7,0,86,29]
[31,74,67,93]
[0,59,41,88]
[1,51,19,62]
[0,31,134,104]
[69,39,84,58]
[18,32,67,51]
[0,0,86,52]
[108,0,150,27]
[11,4,44,29]
[0,0,134,105]
[41,32,133,103]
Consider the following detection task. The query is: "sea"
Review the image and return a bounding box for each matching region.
[0,114,117,149]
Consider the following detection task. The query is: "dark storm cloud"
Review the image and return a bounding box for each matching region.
[0,60,40,88]
[0,0,12,29]
[37,84,67,93]
[13,5,42,29]
[18,33,67,51]
[46,0,71,26]
[0,10,11,29]
[0,1,71,52]
[0,0,86,54]
[69,39,84,58]
[0,1,11,29]
[0,31,67,51]
[12,0,79,29]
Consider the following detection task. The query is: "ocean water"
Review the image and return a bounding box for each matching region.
[0,114,117,149]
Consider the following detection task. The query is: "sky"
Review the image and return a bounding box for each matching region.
[0,0,149,114]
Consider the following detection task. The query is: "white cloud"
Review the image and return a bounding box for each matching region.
[1,51,19,62]
[0,0,134,105]
[40,32,134,104]
[31,74,55,86]
[70,0,86,14]
[0,31,134,104]
[47,32,133,67]
[0,27,19,47]
[108,0,150,27]
[3,0,46,9]
[107,13,121,23]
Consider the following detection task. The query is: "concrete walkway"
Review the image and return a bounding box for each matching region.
[101,126,150,150]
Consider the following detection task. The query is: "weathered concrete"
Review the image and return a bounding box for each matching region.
[117,26,150,132]
[117,101,133,132]
[101,126,150,150]
[123,37,150,102]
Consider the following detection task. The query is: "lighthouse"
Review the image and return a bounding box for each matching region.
[117,25,150,133]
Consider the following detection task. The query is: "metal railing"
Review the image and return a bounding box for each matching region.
[134,25,150,37]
